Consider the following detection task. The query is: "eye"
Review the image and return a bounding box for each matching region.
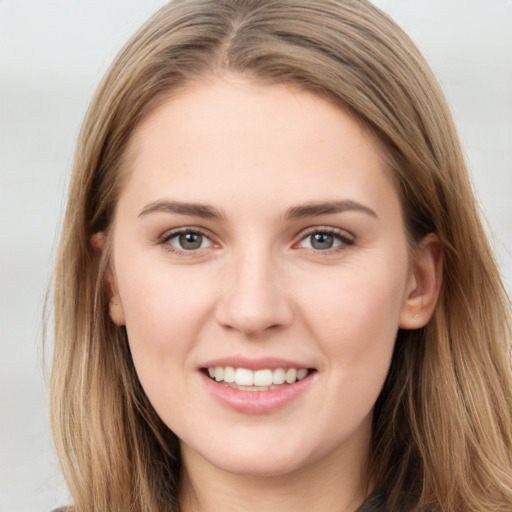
[297,228,354,251]
[162,229,213,252]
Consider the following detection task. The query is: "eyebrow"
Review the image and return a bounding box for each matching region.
[137,199,377,221]
[138,200,224,219]
[286,200,378,219]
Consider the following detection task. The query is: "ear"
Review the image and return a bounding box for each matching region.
[91,232,126,326]
[399,233,443,330]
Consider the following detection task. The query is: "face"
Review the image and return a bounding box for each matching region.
[107,76,418,479]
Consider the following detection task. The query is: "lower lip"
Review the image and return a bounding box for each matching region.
[200,372,314,414]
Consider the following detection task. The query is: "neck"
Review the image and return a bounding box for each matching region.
[178,428,373,512]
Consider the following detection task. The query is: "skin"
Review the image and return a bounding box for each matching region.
[103,76,441,512]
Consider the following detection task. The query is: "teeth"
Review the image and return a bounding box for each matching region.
[285,368,297,384]
[253,369,273,387]
[297,369,308,380]
[206,366,310,386]
[214,367,224,382]
[235,368,253,386]
[272,368,285,385]
[224,366,235,383]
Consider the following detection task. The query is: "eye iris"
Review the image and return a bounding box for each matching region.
[311,232,334,250]
[179,232,203,250]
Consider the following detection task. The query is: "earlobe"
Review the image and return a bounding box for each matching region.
[399,234,443,330]
[91,231,126,326]
[91,232,105,252]
[105,266,126,326]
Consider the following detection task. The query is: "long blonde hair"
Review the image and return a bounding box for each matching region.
[51,1,512,510]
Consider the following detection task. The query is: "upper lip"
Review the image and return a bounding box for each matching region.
[201,356,314,371]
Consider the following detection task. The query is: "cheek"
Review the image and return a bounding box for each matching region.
[114,262,219,425]
[300,258,408,370]
[114,257,217,379]
[300,264,407,430]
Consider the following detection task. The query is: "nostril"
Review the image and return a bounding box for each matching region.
[214,268,294,336]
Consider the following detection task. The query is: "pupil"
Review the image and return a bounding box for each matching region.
[311,233,333,250]
[179,232,202,250]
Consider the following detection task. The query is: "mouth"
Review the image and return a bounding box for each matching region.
[200,361,316,414]
[202,366,315,391]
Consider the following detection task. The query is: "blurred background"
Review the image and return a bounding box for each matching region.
[1,1,510,510]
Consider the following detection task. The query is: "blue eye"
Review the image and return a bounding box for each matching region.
[164,230,213,251]
[298,229,353,251]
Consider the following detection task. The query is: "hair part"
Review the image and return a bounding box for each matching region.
[51,1,512,510]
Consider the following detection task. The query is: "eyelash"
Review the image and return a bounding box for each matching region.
[157,226,355,256]
[295,227,355,254]
[159,227,215,256]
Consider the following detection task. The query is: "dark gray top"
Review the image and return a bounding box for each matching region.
[52,489,385,512]
[356,489,386,511]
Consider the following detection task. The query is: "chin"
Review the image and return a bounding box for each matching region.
[212,453,308,478]
[183,435,324,479]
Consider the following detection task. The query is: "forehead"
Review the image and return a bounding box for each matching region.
[117,76,401,221]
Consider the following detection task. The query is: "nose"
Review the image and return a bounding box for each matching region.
[215,247,294,338]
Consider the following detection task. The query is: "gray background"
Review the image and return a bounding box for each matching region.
[1,1,511,510]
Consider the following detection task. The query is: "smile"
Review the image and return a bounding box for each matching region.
[206,366,310,391]
[201,364,316,414]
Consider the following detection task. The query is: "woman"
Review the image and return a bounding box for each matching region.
[51,0,512,510]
